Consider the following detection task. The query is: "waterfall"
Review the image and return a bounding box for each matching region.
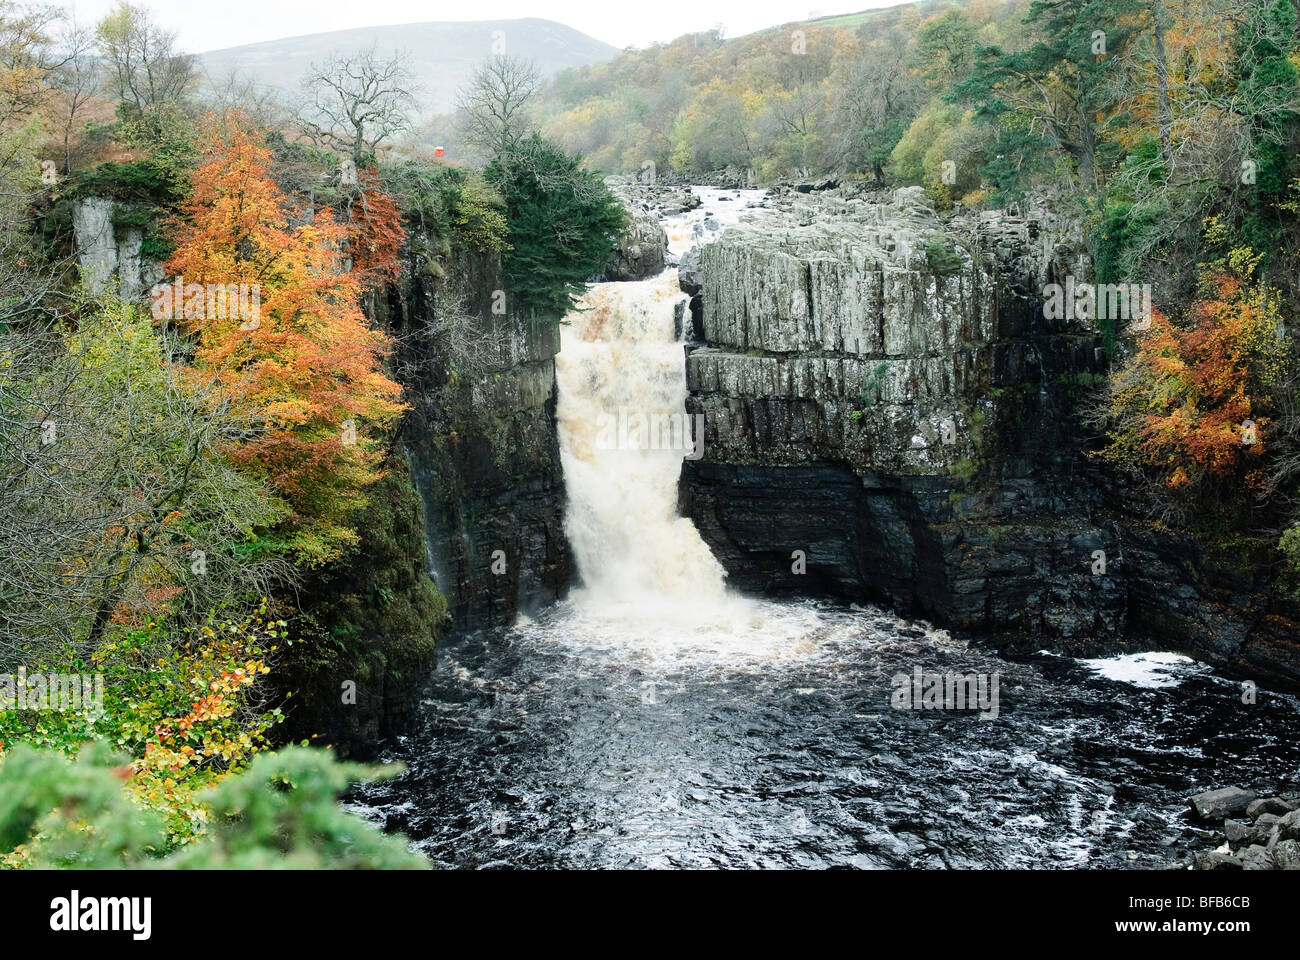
[555,271,730,617]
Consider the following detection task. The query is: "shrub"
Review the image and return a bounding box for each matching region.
[0,742,426,869]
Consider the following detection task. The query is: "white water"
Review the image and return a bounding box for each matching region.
[663,187,771,258]
[556,273,727,610]
[554,186,774,628]
[550,187,958,665]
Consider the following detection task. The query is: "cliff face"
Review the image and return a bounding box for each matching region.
[679,187,1300,689]
[374,248,571,633]
[71,197,162,298]
[281,249,573,756]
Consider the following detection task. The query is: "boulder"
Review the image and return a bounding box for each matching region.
[1237,844,1276,870]
[1245,796,1294,818]
[1275,808,1300,842]
[1225,814,1278,850]
[1270,838,1300,869]
[605,207,668,281]
[1189,787,1257,821]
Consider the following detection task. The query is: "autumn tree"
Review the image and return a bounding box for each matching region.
[165,113,406,566]
[345,166,406,289]
[1092,232,1290,514]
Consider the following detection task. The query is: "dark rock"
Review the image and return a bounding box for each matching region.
[678,188,1300,691]
[1270,838,1300,869]
[374,251,572,635]
[1190,788,1257,821]
[1247,796,1296,818]
[1276,808,1300,841]
[1226,814,1279,850]
[1238,844,1276,870]
[1224,820,1252,848]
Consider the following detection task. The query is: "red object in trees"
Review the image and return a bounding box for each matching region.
[434,146,445,157]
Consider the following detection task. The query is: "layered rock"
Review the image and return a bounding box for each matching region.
[678,187,1300,689]
[374,249,571,632]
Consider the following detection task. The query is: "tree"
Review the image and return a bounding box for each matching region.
[299,46,416,168]
[95,1,194,126]
[0,304,290,660]
[827,24,923,179]
[1234,0,1299,254]
[1092,236,1289,506]
[455,55,541,160]
[0,0,59,132]
[49,14,100,173]
[918,9,976,85]
[0,743,428,868]
[346,166,406,289]
[485,133,625,317]
[954,0,1144,196]
[165,113,406,566]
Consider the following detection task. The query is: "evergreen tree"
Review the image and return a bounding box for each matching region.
[485,133,626,317]
[953,0,1144,198]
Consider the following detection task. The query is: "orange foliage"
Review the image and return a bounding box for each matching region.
[164,112,406,563]
[1117,270,1285,490]
[347,166,406,288]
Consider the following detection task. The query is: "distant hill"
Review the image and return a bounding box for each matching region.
[198,18,621,114]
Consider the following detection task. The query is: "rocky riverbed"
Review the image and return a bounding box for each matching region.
[1187,787,1300,869]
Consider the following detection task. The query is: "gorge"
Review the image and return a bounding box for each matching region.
[344,186,1300,869]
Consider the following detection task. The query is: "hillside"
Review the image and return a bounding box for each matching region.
[198,17,620,114]
[532,0,986,180]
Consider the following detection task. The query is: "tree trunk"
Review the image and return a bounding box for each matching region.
[1153,2,1173,161]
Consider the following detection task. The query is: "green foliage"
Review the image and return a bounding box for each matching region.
[0,301,289,658]
[383,160,509,261]
[163,747,427,869]
[284,458,447,744]
[917,9,976,84]
[0,605,286,849]
[1280,524,1300,601]
[925,234,965,275]
[857,361,891,406]
[1235,0,1298,196]
[70,157,188,208]
[952,0,1143,199]
[0,742,165,868]
[485,134,625,317]
[0,743,426,869]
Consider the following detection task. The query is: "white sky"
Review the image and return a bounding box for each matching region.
[57,0,897,53]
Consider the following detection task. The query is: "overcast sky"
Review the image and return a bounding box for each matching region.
[58,0,896,53]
